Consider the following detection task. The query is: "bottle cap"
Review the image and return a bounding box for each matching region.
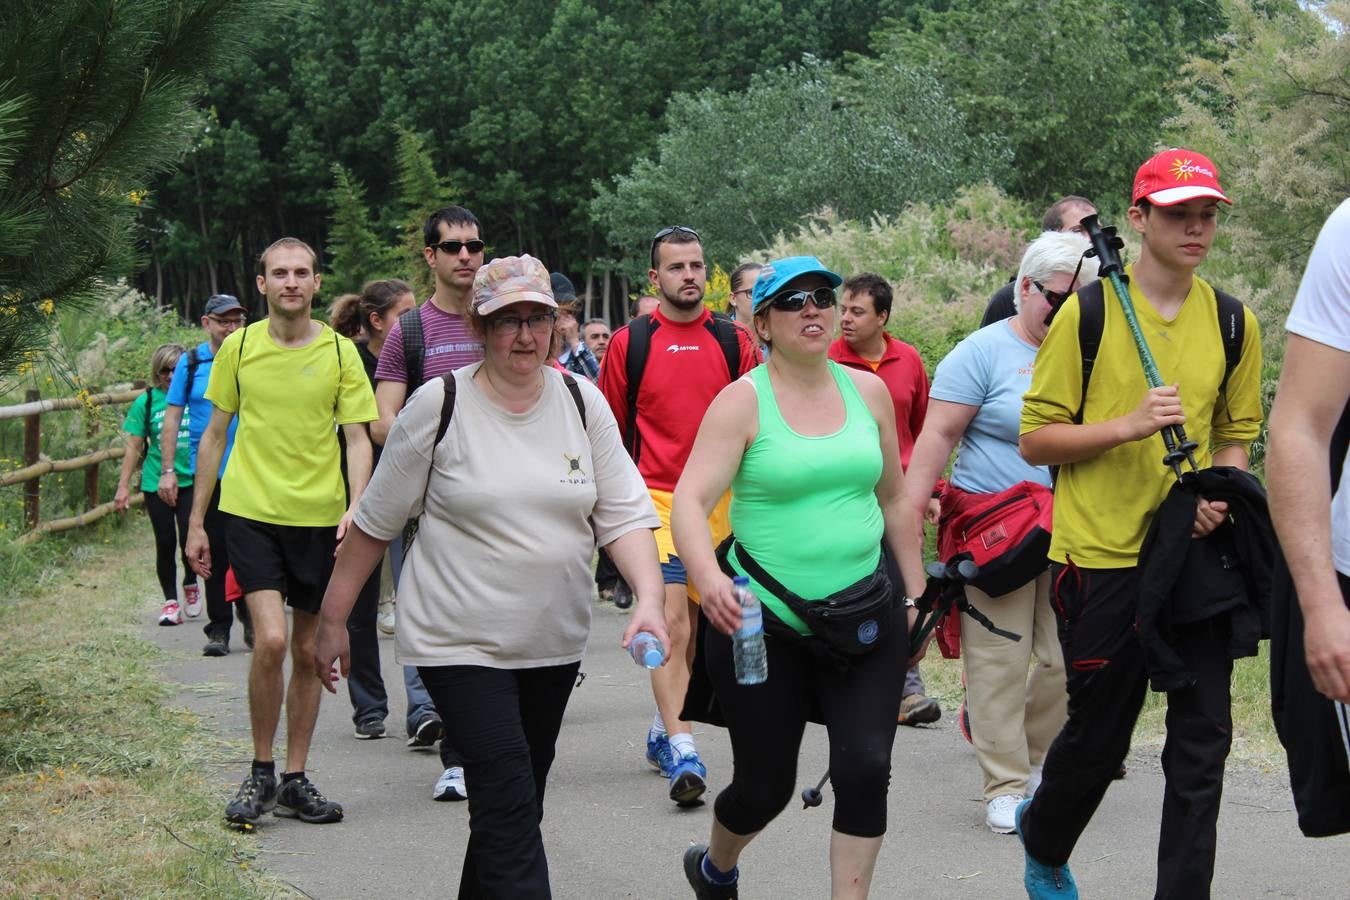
[732,575,749,586]
[641,647,664,668]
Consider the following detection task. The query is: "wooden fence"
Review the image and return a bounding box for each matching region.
[0,383,146,546]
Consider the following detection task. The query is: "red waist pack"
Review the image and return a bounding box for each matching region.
[938,481,1053,599]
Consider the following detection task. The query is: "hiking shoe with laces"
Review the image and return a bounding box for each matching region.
[182,584,203,618]
[432,766,468,801]
[203,632,229,657]
[275,775,344,824]
[1016,798,1078,898]
[158,600,183,626]
[669,749,707,806]
[224,769,278,829]
[986,793,1024,834]
[684,842,738,899]
[897,692,941,726]
[407,715,444,749]
[354,718,386,740]
[646,732,675,777]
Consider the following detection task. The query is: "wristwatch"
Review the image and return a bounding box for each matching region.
[902,596,918,609]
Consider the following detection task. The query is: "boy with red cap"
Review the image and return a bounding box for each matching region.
[1013,149,1264,899]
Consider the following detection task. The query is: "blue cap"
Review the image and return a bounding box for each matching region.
[751,256,842,313]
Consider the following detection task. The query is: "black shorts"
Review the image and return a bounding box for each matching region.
[225,516,336,615]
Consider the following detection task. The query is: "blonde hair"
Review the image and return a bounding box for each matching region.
[150,343,186,385]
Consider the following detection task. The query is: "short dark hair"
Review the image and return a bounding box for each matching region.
[650,225,702,269]
[1042,195,1096,231]
[730,262,763,293]
[423,206,481,248]
[842,272,893,317]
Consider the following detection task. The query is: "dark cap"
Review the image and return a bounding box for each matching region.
[204,294,244,316]
[549,272,577,303]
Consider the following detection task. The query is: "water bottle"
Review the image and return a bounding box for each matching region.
[732,576,768,685]
[629,631,665,669]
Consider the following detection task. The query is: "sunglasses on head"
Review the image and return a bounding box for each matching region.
[766,287,837,312]
[432,239,485,255]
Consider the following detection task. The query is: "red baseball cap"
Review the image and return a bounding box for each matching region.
[1132,149,1231,207]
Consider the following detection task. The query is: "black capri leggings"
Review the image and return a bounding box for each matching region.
[706,605,906,838]
[142,487,194,600]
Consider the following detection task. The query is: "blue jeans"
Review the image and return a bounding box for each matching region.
[392,532,461,768]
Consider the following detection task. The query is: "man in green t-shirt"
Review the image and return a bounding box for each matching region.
[1015,149,1263,899]
[184,237,377,830]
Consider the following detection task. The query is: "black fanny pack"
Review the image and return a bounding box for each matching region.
[725,538,895,656]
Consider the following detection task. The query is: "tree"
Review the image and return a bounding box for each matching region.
[391,127,456,299]
[326,164,398,299]
[591,56,1008,275]
[0,0,281,377]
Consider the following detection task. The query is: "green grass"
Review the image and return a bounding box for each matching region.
[0,521,290,898]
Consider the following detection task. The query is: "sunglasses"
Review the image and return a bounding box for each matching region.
[158,366,176,375]
[766,287,837,312]
[432,239,485,255]
[1033,281,1072,307]
[488,312,557,336]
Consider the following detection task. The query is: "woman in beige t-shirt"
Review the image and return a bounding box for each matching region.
[315,255,667,898]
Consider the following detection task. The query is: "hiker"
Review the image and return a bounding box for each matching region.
[829,272,940,727]
[114,342,196,626]
[672,255,928,900]
[583,317,611,364]
[905,231,1087,833]
[982,197,1098,327]
[184,237,377,829]
[597,225,761,807]
[552,273,600,380]
[372,205,485,801]
[328,279,417,740]
[313,254,667,899]
[1015,149,1263,898]
[727,262,762,330]
[158,293,250,657]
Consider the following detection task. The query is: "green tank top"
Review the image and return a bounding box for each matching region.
[728,360,884,635]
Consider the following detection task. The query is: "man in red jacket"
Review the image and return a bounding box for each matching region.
[830,272,941,725]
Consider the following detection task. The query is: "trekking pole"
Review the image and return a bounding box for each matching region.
[1080,214,1199,480]
[801,770,829,808]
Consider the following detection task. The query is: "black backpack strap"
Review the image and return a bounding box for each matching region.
[623,313,655,462]
[561,371,587,429]
[1074,280,1106,426]
[434,371,457,446]
[1213,288,1245,423]
[400,307,426,400]
[184,346,200,400]
[706,313,743,381]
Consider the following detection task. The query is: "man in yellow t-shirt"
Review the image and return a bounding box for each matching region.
[1014,149,1262,899]
[184,237,377,830]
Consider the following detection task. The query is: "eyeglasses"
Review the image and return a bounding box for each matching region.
[730,289,754,298]
[766,287,837,312]
[1032,281,1072,307]
[207,315,246,327]
[432,239,485,255]
[488,312,557,336]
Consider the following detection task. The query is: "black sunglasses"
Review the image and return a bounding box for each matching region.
[432,239,485,255]
[1040,253,1090,328]
[767,287,837,312]
[158,366,175,375]
[1033,281,1072,307]
[650,225,701,266]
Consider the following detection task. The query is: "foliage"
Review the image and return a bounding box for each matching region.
[0,0,283,379]
[392,127,457,299]
[592,56,1009,277]
[326,164,398,299]
[866,0,1227,206]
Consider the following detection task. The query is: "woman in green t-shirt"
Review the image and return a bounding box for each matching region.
[115,343,195,626]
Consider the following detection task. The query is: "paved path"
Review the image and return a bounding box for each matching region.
[148,601,1349,899]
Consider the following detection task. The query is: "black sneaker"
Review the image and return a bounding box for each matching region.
[224,769,277,828]
[683,843,738,899]
[274,775,343,824]
[203,634,229,657]
[407,716,444,749]
[354,718,386,740]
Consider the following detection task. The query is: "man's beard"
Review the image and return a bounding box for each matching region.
[662,286,705,311]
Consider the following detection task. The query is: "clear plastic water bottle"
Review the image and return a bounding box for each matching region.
[732,576,768,685]
[629,631,665,669]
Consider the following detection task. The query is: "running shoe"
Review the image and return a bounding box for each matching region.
[158,600,183,626]
[1016,798,1078,898]
[203,633,229,657]
[683,842,738,899]
[897,692,941,726]
[407,715,444,749]
[646,731,674,777]
[274,775,344,824]
[986,793,1023,834]
[224,769,277,829]
[376,598,396,635]
[354,718,386,740]
[182,584,202,618]
[432,766,468,801]
[668,750,707,806]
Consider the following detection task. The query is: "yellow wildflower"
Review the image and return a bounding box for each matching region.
[39,297,54,316]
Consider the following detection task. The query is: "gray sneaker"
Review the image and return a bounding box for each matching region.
[224,769,277,829]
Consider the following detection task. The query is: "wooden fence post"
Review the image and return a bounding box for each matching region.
[23,388,40,529]
[85,385,100,509]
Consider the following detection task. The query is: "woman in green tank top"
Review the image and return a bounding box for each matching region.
[671,256,928,899]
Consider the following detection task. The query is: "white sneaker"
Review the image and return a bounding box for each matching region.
[1027,764,1043,798]
[986,793,1024,834]
[158,600,183,626]
[432,766,467,802]
[376,598,396,635]
[182,583,203,618]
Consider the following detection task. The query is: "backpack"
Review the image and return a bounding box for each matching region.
[399,306,427,400]
[622,311,744,463]
[1072,279,1245,424]
[183,346,203,401]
